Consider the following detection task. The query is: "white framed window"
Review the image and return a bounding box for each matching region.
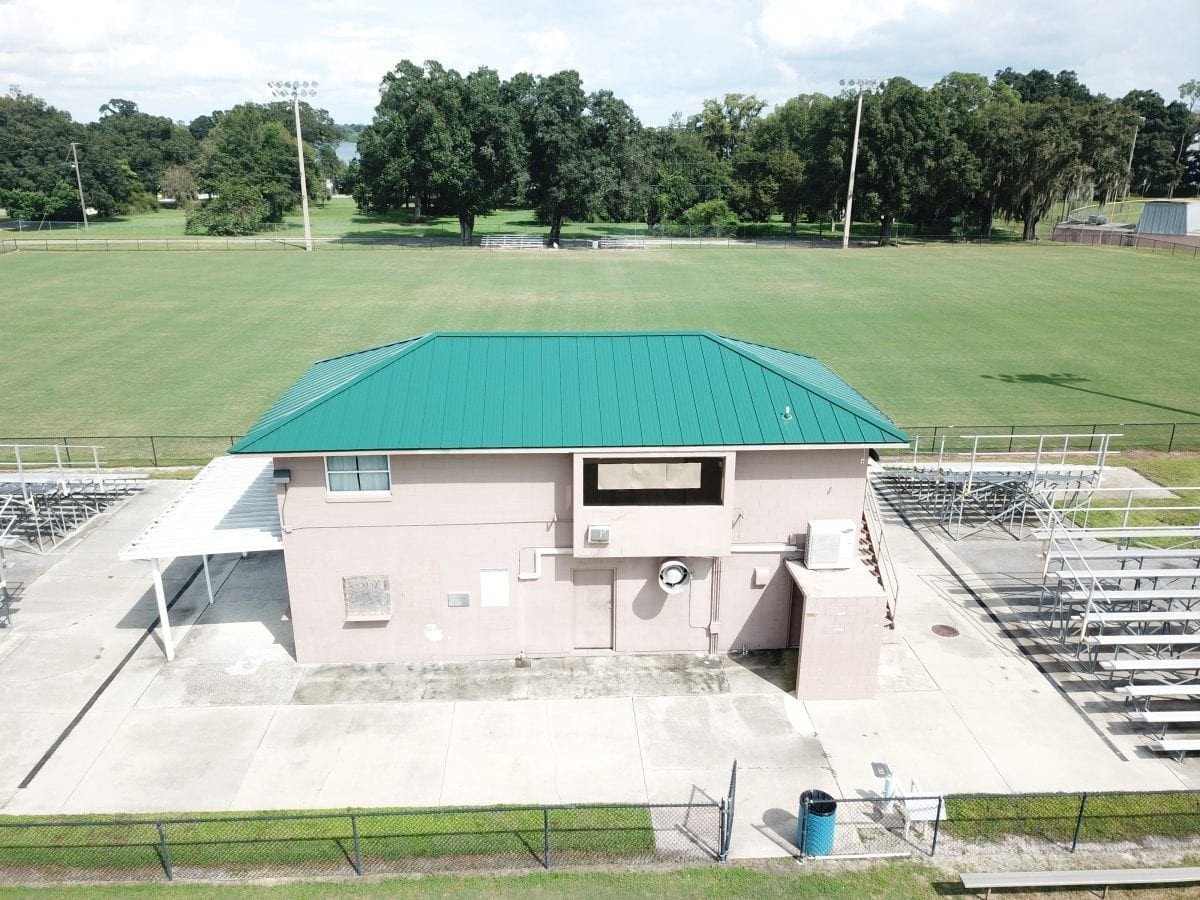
[325,454,390,493]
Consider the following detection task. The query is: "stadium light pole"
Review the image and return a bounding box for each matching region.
[840,79,877,250]
[1124,116,1145,201]
[269,80,317,251]
[69,142,89,229]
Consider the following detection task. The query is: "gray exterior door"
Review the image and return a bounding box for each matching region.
[573,569,614,649]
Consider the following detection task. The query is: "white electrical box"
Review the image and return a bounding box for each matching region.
[586,525,612,544]
[804,519,857,570]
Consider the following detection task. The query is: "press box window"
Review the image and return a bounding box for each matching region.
[326,454,390,492]
[583,458,724,506]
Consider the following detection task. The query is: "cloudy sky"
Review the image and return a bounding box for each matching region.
[2,0,1198,128]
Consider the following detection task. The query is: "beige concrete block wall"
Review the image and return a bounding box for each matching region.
[732,449,869,544]
[795,592,887,700]
[274,447,874,664]
[715,553,796,652]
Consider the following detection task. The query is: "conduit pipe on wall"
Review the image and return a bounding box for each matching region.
[729,543,800,553]
[518,547,573,580]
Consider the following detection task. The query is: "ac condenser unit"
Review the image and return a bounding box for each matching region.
[804,519,857,570]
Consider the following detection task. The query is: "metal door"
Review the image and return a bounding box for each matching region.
[573,568,614,649]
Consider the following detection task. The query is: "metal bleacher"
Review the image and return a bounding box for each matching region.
[876,433,1114,539]
[1038,495,1200,761]
[877,431,1200,761]
[0,444,144,554]
[478,234,546,250]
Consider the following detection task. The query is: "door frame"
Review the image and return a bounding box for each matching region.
[572,567,616,651]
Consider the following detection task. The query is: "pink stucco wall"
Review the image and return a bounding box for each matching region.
[277,447,877,664]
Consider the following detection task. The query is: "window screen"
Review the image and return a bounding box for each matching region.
[583,457,723,506]
[326,454,390,492]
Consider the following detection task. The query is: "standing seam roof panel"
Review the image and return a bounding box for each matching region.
[229,332,910,453]
[647,335,683,446]
[614,338,641,446]
[560,336,583,446]
[595,339,622,446]
[577,338,601,447]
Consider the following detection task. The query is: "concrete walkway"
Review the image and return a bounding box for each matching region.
[2,474,1196,864]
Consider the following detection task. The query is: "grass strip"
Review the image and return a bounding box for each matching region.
[0,806,655,876]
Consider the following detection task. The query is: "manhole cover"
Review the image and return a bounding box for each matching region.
[931,624,960,638]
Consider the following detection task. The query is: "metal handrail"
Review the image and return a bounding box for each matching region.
[864,478,901,622]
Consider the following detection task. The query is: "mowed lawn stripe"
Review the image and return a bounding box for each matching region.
[1,243,1197,436]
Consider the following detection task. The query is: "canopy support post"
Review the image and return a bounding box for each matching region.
[151,558,174,661]
[202,554,214,605]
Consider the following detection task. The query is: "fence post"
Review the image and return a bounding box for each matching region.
[797,794,809,859]
[350,813,363,875]
[149,435,159,467]
[543,806,551,869]
[156,822,174,880]
[1071,792,1088,852]
[63,438,71,466]
[718,797,728,862]
[1169,423,1177,453]
[930,797,943,856]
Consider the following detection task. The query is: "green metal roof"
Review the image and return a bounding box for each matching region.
[230,332,909,454]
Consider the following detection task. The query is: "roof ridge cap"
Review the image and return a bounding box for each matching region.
[709,334,907,440]
[315,335,427,364]
[235,334,434,452]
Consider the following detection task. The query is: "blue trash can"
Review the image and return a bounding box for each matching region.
[798,789,837,856]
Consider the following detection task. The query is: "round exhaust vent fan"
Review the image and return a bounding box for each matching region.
[658,559,692,594]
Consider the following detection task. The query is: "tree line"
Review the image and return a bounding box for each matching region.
[348,64,1200,243]
[0,88,344,235]
[2,66,1197,241]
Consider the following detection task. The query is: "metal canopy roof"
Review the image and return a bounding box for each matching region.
[119,455,282,562]
[231,332,910,453]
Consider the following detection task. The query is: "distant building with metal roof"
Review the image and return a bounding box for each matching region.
[230,332,909,454]
[1136,200,1200,237]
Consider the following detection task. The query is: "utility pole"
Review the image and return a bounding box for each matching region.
[69,142,88,228]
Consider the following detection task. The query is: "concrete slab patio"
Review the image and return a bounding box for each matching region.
[3,470,1198,864]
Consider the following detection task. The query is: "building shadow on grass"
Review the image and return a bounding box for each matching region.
[981,373,1200,419]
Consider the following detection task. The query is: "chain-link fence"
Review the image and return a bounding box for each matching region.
[795,794,942,860]
[893,421,1200,454]
[1052,225,1200,260]
[6,421,1197,472]
[0,793,733,884]
[941,790,1200,856]
[793,789,1200,862]
[0,435,239,468]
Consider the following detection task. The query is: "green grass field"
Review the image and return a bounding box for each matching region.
[1,240,1197,440]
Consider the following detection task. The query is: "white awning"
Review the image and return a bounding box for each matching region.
[119,455,283,662]
[120,455,282,562]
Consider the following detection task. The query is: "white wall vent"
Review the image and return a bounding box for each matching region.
[586,525,612,544]
[804,519,857,570]
[658,559,692,594]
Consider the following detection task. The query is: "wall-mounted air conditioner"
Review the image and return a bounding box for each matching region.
[804,519,856,570]
[586,525,612,544]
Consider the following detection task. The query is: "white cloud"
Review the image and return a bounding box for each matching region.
[1,0,1197,127]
